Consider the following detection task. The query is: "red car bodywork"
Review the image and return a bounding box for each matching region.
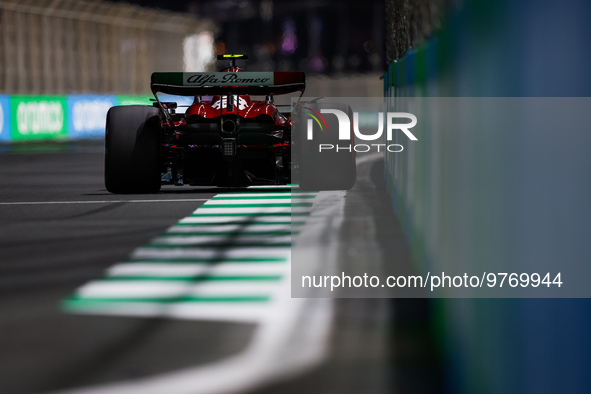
[150,64,305,187]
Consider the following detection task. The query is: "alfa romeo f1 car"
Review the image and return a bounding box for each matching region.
[104,54,356,194]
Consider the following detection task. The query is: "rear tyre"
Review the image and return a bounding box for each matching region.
[105,105,162,194]
[298,102,357,191]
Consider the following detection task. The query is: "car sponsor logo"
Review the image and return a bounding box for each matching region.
[212,96,249,111]
[303,107,417,152]
[183,72,274,86]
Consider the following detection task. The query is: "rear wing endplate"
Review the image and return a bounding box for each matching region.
[151,72,305,96]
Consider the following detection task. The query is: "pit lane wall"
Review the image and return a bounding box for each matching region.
[384,1,591,393]
[0,95,155,143]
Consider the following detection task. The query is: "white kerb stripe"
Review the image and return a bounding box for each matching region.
[215,193,316,198]
[132,248,290,259]
[194,207,309,214]
[205,199,313,205]
[179,216,300,224]
[151,235,291,245]
[166,224,296,233]
[68,302,271,324]
[76,281,283,298]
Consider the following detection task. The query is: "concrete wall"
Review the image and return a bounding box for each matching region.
[384,1,591,393]
[0,0,215,95]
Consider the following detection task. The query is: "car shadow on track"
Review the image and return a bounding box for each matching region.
[84,186,295,197]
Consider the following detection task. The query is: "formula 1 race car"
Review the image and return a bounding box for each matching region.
[104,54,356,193]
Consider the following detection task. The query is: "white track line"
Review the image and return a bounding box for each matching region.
[0,199,209,205]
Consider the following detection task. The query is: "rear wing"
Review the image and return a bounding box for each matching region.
[151,72,305,96]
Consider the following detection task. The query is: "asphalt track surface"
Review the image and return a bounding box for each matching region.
[0,141,442,394]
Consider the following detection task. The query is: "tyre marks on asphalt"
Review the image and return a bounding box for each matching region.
[63,187,317,324]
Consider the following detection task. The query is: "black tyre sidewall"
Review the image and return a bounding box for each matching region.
[105,105,162,194]
[298,102,357,191]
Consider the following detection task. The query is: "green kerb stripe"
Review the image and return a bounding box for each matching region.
[160,231,295,236]
[220,190,293,194]
[128,257,287,263]
[142,243,292,248]
[102,275,282,282]
[213,196,316,200]
[190,213,307,217]
[175,221,301,226]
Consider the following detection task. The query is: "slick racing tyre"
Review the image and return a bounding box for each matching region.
[105,105,162,194]
[298,102,357,191]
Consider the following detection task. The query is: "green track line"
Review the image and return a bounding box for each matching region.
[127,257,287,263]
[189,212,308,217]
[200,203,313,208]
[141,243,292,249]
[160,231,295,237]
[102,275,283,282]
[175,221,302,226]
[212,195,316,200]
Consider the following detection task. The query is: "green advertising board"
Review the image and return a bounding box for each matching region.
[10,96,67,141]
